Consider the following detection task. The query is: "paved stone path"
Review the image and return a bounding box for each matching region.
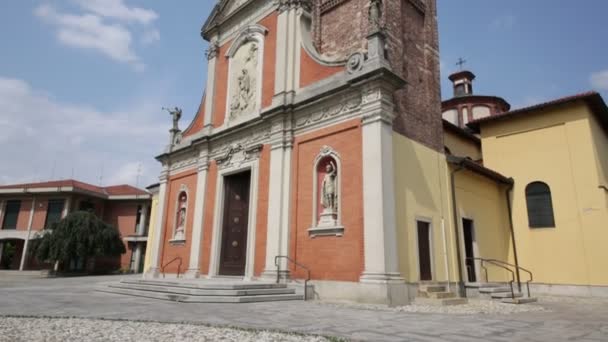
[0,275,607,341]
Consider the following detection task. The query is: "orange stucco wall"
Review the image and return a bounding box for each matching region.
[254,145,271,276]
[183,94,206,138]
[200,162,218,275]
[160,169,198,274]
[299,47,344,89]
[212,42,230,128]
[290,119,364,282]
[260,13,277,109]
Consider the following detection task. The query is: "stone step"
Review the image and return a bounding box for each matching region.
[417,291,456,299]
[464,282,504,289]
[109,283,296,297]
[122,279,287,290]
[97,287,304,303]
[414,297,468,306]
[479,286,513,294]
[490,292,523,299]
[418,285,446,293]
[501,297,538,305]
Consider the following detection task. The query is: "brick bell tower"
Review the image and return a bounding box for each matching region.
[313,0,443,150]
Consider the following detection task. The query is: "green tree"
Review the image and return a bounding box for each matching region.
[31,211,126,272]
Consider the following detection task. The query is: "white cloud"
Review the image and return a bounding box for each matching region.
[34,1,159,70]
[72,0,158,25]
[490,15,517,31]
[0,76,167,187]
[590,70,608,90]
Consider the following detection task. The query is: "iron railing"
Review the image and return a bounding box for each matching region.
[466,257,534,299]
[161,256,183,279]
[275,255,311,301]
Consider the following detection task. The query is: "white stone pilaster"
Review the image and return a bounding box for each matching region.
[146,167,169,278]
[262,117,293,278]
[186,148,210,278]
[19,197,36,271]
[204,39,218,128]
[272,4,301,105]
[359,89,403,284]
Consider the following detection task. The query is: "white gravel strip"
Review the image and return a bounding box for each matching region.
[318,298,548,315]
[0,317,333,342]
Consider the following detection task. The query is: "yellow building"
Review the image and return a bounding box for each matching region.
[468,91,608,296]
[441,69,608,297]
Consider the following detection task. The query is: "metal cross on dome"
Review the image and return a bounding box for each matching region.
[456,57,467,70]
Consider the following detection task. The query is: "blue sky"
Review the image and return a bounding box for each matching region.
[0,0,607,187]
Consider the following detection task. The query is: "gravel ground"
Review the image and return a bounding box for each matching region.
[318,298,548,315]
[0,317,334,342]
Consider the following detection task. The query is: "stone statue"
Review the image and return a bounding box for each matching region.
[321,161,338,212]
[163,107,182,131]
[230,69,253,119]
[369,0,382,32]
[174,193,187,241]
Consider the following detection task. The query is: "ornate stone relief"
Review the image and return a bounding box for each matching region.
[205,41,220,60]
[229,42,259,121]
[295,95,362,130]
[346,52,365,74]
[275,0,312,13]
[169,150,199,174]
[210,123,271,160]
[215,143,264,170]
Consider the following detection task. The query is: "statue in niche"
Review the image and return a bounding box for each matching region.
[174,192,187,240]
[229,43,258,120]
[318,159,338,227]
[321,161,338,212]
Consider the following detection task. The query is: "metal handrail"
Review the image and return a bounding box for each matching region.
[484,258,534,298]
[161,256,183,279]
[467,257,516,300]
[275,255,311,301]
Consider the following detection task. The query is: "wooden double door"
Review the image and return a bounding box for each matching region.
[219,171,251,276]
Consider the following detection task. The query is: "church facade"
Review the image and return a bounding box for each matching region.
[145,0,608,304]
[146,0,444,305]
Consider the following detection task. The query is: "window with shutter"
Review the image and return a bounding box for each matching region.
[525,182,556,228]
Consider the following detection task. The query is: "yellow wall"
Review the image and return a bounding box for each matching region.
[444,129,482,161]
[480,102,608,286]
[393,133,512,284]
[143,191,159,273]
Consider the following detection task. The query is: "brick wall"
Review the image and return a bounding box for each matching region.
[159,170,198,274]
[290,119,364,282]
[314,0,443,151]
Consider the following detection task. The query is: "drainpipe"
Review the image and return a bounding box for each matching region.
[505,181,522,292]
[450,164,466,298]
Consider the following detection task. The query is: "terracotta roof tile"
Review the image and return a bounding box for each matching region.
[0,179,148,198]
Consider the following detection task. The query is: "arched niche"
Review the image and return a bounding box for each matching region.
[308,146,344,237]
[171,185,189,243]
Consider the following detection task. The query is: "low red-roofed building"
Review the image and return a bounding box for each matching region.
[0,179,152,273]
